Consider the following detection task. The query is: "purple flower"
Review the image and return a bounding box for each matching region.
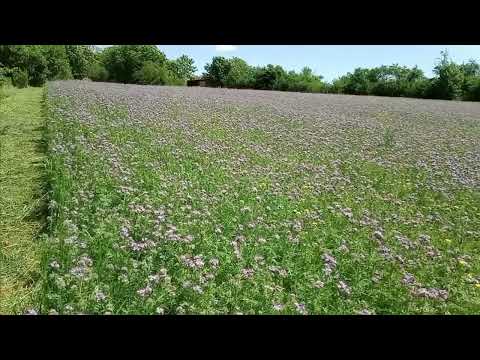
[356,309,374,315]
[337,280,351,295]
[95,291,107,302]
[156,307,165,315]
[209,258,219,268]
[192,285,203,294]
[402,273,416,286]
[273,303,285,311]
[294,302,307,315]
[241,268,255,279]
[411,287,448,301]
[148,274,161,284]
[323,253,337,275]
[137,285,153,298]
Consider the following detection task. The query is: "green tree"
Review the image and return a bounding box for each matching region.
[204,56,232,87]
[462,75,480,101]
[11,67,29,88]
[133,61,183,86]
[65,45,96,80]
[168,55,196,83]
[101,45,167,83]
[224,57,255,88]
[254,64,285,90]
[340,68,373,95]
[0,46,48,86]
[459,59,480,99]
[88,62,109,82]
[428,50,464,100]
[42,45,72,80]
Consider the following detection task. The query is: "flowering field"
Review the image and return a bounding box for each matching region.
[39,80,480,314]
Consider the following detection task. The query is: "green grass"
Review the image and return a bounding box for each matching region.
[0,86,45,314]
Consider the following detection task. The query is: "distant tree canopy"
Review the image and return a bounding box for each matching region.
[327,51,480,101]
[331,65,430,98]
[65,45,97,80]
[0,45,196,88]
[203,58,327,93]
[1,46,479,102]
[0,45,97,87]
[100,45,167,84]
[168,55,197,84]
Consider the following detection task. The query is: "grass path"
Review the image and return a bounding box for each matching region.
[0,87,45,314]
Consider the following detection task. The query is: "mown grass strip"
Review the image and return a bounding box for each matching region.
[0,87,45,314]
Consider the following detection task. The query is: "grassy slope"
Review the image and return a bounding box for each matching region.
[0,87,45,314]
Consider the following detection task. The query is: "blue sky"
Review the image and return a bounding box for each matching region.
[98,46,480,82]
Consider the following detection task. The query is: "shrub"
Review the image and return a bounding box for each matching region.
[88,62,109,82]
[65,45,97,80]
[11,67,28,88]
[42,45,72,80]
[0,67,12,87]
[133,61,181,85]
[463,77,480,101]
[102,45,167,84]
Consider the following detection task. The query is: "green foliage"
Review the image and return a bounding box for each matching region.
[168,55,196,83]
[87,62,109,82]
[65,45,96,80]
[101,45,167,84]
[0,67,12,87]
[11,67,29,88]
[133,61,169,85]
[1,45,478,102]
[133,61,183,86]
[463,76,480,101]
[252,64,285,90]
[330,77,349,94]
[328,56,477,101]
[338,68,375,95]
[21,46,48,87]
[204,56,232,87]
[459,59,480,101]
[223,57,255,88]
[42,46,72,80]
[0,45,80,86]
[275,67,326,93]
[428,50,464,100]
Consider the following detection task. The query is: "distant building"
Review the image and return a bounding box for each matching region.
[187,78,209,87]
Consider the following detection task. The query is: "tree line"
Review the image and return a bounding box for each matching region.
[0,45,196,88]
[1,45,479,101]
[202,51,480,101]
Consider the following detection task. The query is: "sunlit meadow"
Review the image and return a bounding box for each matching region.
[37,80,480,314]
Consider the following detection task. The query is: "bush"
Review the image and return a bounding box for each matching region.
[66,45,97,80]
[102,45,168,84]
[42,45,72,80]
[463,77,480,101]
[11,67,28,88]
[133,61,181,85]
[88,62,109,82]
[0,67,12,87]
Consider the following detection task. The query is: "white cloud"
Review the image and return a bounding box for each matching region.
[215,45,238,52]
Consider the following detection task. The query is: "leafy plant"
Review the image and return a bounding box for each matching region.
[11,67,29,88]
